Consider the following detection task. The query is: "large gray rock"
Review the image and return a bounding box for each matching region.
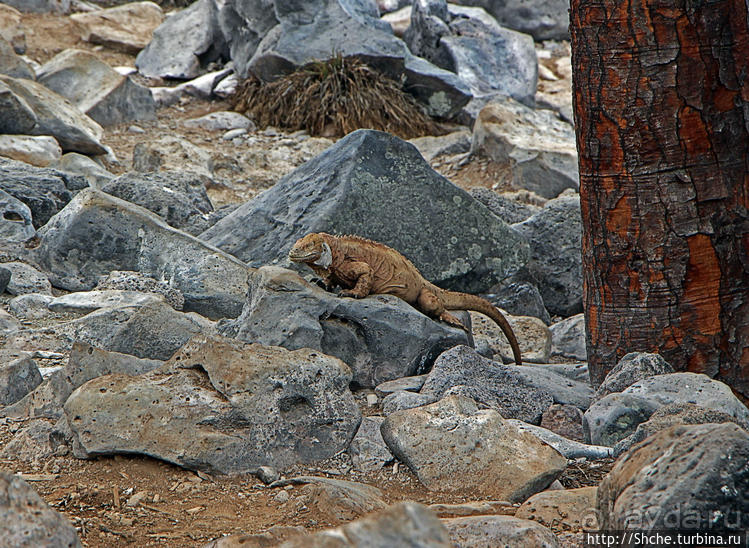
[613,403,749,458]
[583,393,660,447]
[512,194,582,317]
[380,395,566,501]
[0,79,36,133]
[420,345,553,423]
[451,0,570,41]
[65,335,361,474]
[70,2,164,55]
[444,515,560,548]
[37,49,156,127]
[485,281,550,325]
[101,171,213,234]
[279,502,451,548]
[1,262,52,295]
[136,0,228,80]
[35,189,251,319]
[473,98,578,199]
[2,342,162,420]
[0,135,62,167]
[598,423,749,530]
[469,187,540,224]
[0,0,70,14]
[405,1,537,105]
[0,75,106,155]
[0,189,35,242]
[201,129,529,294]
[347,416,393,472]
[245,0,470,118]
[550,313,587,360]
[217,0,278,82]
[0,157,80,228]
[593,352,674,400]
[0,471,81,548]
[5,301,214,359]
[0,356,41,407]
[0,36,34,80]
[94,270,184,310]
[222,266,470,388]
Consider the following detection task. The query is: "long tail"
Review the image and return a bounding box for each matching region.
[438,288,523,365]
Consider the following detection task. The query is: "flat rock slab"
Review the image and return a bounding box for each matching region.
[48,290,165,314]
[70,1,164,55]
[0,135,61,167]
[278,501,452,548]
[444,515,560,548]
[65,334,361,474]
[223,266,470,388]
[0,75,105,155]
[598,423,749,530]
[380,395,566,502]
[0,471,81,547]
[201,129,529,294]
[36,189,251,320]
[516,486,598,531]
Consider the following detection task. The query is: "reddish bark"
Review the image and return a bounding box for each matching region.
[570,0,749,396]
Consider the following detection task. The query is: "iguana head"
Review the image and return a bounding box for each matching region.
[289,233,332,268]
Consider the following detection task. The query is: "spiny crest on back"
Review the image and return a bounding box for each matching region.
[332,233,423,268]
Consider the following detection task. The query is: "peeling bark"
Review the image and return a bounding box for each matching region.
[570,0,749,397]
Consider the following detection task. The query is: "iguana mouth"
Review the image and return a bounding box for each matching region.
[288,250,319,262]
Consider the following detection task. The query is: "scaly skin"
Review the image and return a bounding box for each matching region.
[289,232,522,365]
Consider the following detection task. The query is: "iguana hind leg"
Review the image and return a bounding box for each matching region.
[417,288,468,331]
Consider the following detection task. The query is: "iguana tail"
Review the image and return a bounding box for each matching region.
[438,288,523,365]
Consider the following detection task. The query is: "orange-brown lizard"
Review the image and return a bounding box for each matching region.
[289,232,522,365]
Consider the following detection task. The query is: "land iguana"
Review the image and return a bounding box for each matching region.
[288,232,522,365]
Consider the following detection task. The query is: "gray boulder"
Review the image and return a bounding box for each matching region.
[0,157,80,228]
[0,79,36,133]
[380,395,566,501]
[2,342,162,420]
[347,416,393,472]
[0,0,70,14]
[550,313,587,360]
[485,280,550,325]
[512,194,582,317]
[101,171,213,234]
[35,189,251,319]
[8,294,52,320]
[37,49,156,127]
[469,187,540,224]
[593,352,674,400]
[2,262,52,296]
[217,0,278,82]
[245,0,470,118]
[136,0,228,80]
[451,0,570,41]
[65,335,361,474]
[0,471,81,548]
[420,345,553,423]
[0,356,41,407]
[0,189,35,242]
[405,1,537,105]
[0,75,106,155]
[473,97,578,199]
[598,423,749,530]
[47,290,166,315]
[201,129,529,294]
[613,403,749,458]
[0,36,34,80]
[221,266,470,388]
[444,515,560,548]
[278,502,451,548]
[583,393,660,447]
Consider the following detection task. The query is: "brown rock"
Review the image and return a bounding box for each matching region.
[541,404,585,442]
[516,486,598,531]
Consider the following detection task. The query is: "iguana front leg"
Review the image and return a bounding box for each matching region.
[310,265,333,290]
[339,261,374,298]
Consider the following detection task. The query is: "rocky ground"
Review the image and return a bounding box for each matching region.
[1,2,748,548]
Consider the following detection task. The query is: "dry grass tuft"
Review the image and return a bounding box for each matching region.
[232,55,444,139]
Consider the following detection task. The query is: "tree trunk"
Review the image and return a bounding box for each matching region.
[570,0,749,397]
